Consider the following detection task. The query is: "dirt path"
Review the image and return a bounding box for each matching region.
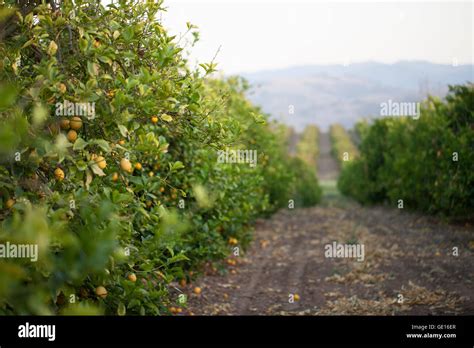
[182,132,474,316]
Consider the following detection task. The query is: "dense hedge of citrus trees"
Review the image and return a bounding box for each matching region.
[329,124,359,165]
[0,0,320,315]
[338,85,474,219]
[296,125,319,168]
[293,125,322,206]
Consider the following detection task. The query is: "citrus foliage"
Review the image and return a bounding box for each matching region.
[294,125,322,206]
[296,125,319,169]
[0,0,320,315]
[338,85,474,219]
[329,124,359,165]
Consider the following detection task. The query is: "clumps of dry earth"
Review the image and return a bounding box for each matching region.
[180,205,473,316]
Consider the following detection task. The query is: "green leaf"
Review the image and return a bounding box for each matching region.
[161,114,173,122]
[98,56,112,65]
[75,160,88,171]
[87,61,99,77]
[118,124,129,137]
[171,161,184,171]
[90,139,111,153]
[73,138,88,151]
[91,163,105,176]
[122,27,134,42]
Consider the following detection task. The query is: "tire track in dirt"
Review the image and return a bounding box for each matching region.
[183,205,474,315]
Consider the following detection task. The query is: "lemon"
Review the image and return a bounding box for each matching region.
[120,158,132,173]
[94,155,107,169]
[67,129,78,142]
[70,116,83,130]
[5,198,15,209]
[59,119,70,130]
[54,168,65,181]
[95,286,107,298]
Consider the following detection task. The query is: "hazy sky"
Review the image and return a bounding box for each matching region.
[162,0,473,74]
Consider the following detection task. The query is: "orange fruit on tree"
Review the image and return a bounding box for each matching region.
[127,273,137,282]
[120,158,132,173]
[95,286,107,298]
[59,118,70,130]
[148,171,154,177]
[69,116,83,130]
[5,198,15,209]
[58,83,67,94]
[67,129,78,142]
[111,172,119,182]
[118,139,126,145]
[54,168,65,181]
[151,116,158,123]
[94,155,107,169]
[134,162,142,170]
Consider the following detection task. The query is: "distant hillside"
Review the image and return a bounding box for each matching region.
[241,61,473,131]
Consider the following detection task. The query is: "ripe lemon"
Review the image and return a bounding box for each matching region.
[58,83,67,94]
[111,172,119,182]
[148,171,154,177]
[151,116,158,123]
[59,119,70,130]
[120,158,132,173]
[54,168,65,181]
[127,273,137,282]
[193,287,202,295]
[94,155,107,169]
[95,286,107,298]
[67,129,78,142]
[5,198,15,209]
[134,162,142,170]
[70,116,83,130]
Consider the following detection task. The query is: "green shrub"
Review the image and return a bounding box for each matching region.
[0,0,320,315]
[338,85,474,219]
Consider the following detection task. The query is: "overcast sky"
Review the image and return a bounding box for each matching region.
[161,0,473,74]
